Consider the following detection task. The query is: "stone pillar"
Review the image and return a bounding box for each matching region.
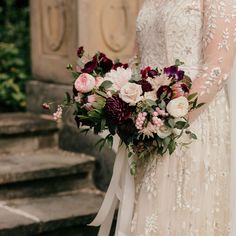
[28,0,143,112]
[29,0,142,86]
[28,0,143,190]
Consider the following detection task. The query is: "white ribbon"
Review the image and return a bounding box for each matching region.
[89,144,135,236]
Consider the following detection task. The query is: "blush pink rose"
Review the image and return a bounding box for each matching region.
[74,73,96,93]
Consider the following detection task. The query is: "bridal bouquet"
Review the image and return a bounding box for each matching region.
[47,47,204,174]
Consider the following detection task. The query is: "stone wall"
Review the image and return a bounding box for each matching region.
[28,0,143,190]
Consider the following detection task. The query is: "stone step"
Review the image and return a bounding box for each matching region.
[0,189,110,236]
[0,149,95,200]
[0,113,58,154]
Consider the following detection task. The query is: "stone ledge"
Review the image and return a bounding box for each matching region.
[0,190,104,236]
[0,148,95,185]
[0,113,58,136]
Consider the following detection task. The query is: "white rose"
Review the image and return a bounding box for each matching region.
[104,67,132,91]
[166,96,189,118]
[119,83,143,106]
[144,91,157,101]
[157,125,172,139]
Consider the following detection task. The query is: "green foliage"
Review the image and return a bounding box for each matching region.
[0,0,30,111]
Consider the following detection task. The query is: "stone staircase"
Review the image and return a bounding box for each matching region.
[0,113,109,236]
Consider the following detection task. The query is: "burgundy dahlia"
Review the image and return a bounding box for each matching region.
[104,95,131,125]
[137,79,153,93]
[81,57,98,73]
[141,66,151,79]
[94,53,113,74]
[113,62,129,70]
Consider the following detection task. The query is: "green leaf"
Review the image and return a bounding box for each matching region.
[99,80,113,90]
[158,100,166,110]
[175,121,188,129]
[64,92,71,105]
[95,90,108,98]
[107,135,113,149]
[187,92,198,101]
[72,71,80,79]
[168,118,176,128]
[175,59,184,66]
[163,137,171,146]
[196,103,205,109]
[168,140,176,155]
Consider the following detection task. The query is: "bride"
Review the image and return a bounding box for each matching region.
[90,0,236,235]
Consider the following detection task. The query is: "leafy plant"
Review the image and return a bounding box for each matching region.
[0,0,30,111]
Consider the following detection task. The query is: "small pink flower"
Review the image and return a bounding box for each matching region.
[74,73,96,93]
[95,77,104,87]
[87,94,96,103]
[53,105,63,120]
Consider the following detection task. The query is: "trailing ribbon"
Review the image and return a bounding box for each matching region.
[89,144,135,236]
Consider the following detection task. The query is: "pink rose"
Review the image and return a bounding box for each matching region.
[74,73,96,93]
[87,94,96,103]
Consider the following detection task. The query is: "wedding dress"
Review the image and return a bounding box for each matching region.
[90,0,236,235]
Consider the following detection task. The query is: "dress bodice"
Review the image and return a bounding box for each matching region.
[136,0,203,78]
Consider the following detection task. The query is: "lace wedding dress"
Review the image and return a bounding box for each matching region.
[90,0,236,235]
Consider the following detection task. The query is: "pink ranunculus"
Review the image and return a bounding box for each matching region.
[87,94,96,103]
[95,76,104,87]
[74,73,96,93]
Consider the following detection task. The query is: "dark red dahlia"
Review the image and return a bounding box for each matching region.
[141,66,151,79]
[113,62,129,70]
[137,79,153,93]
[93,53,113,74]
[77,46,84,58]
[104,95,131,125]
[81,57,98,73]
[117,118,137,145]
[156,85,173,102]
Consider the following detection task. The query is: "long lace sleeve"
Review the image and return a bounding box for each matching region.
[189,0,236,121]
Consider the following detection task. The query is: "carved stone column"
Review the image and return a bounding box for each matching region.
[30,0,142,86]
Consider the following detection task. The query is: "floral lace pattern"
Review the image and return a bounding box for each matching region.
[130,0,234,235]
